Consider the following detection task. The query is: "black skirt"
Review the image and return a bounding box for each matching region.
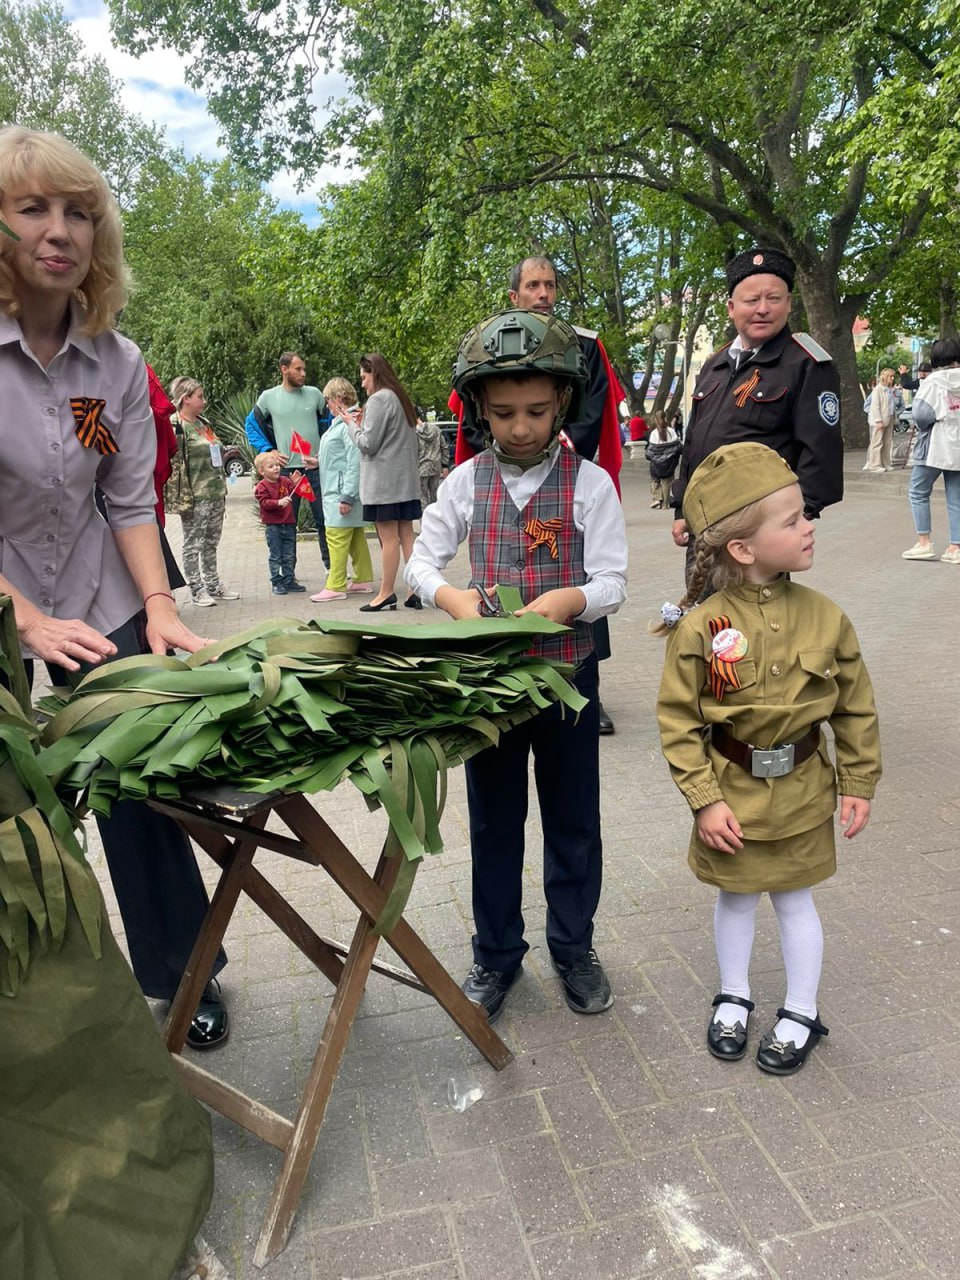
[362,499,422,522]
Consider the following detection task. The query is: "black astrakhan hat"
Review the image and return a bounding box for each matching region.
[726,247,795,295]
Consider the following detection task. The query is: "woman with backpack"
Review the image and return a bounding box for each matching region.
[645,410,682,508]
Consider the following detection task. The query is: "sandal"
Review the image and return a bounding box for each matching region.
[756,1008,829,1075]
[706,993,755,1061]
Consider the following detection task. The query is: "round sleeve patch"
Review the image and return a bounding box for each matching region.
[818,391,840,426]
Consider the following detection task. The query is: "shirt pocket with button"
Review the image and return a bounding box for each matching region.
[702,656,758,701]
[796,648,838,712]
[741,384,789,428]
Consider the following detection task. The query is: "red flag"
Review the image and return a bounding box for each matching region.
[289,431,312,457]
[291,473,315,501]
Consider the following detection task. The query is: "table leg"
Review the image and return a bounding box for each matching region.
[252,852,401,1268]
[277,796,513,1070]
[162,812,264,1053]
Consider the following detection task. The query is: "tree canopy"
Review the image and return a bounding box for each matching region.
[103,0,958,441]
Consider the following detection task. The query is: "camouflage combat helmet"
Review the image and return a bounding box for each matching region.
[453,309,587,466]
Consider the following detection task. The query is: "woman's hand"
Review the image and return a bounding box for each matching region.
[672,518,690,547]
[18,611,117,672]
[696,801,744,853]
[143,597,210,655]
[515,587,585,624]
[338,500,352,516]
[839,795,871,839]
[435,585,482,620]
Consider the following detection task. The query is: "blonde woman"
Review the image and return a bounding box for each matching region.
[0,126,228,1048]
[168,375,238,606]
[863,367,896,472]
[311,376,375,601]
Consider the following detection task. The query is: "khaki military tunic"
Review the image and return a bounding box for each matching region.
[657,578,881,892]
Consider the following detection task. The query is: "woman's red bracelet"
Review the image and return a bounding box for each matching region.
[143,591,175,606]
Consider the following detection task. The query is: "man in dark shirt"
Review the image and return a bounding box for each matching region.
[672,248,844,557]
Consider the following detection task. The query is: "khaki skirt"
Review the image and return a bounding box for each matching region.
[688,813,835,894]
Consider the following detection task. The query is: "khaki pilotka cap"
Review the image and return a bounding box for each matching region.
[683,443,799,536]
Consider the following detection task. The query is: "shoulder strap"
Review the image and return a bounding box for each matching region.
[572,323,599,341]
[791,332,833,363]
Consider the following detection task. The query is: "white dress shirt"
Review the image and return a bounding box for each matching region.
[405,447,627,622]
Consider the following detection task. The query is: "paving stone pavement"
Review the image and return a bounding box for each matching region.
[82,452,959,1279]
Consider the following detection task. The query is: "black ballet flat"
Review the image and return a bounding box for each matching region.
[359,594,397,612]
[706,992,755,1061]
[404,594,423,610]
[756,1008,829,1075]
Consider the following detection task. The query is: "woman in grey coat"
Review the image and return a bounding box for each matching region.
[344,353,422,610]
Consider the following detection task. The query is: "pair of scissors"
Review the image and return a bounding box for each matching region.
[475,584,505,618]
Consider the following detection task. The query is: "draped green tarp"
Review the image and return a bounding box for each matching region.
[0,596,212,1280]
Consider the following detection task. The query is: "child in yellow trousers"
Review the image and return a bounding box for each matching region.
[311,377,375,602]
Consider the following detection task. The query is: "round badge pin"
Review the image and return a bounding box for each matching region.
[711,627,749,661]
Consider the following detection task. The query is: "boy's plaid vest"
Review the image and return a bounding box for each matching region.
[468,448,594,666]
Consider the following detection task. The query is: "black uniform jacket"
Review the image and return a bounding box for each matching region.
[673,325,843,518]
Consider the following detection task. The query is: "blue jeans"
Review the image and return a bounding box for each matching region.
[264,523,297,587]
[281,466,329,567]
[908,464,960,544]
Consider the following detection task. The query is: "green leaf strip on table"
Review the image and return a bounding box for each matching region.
[0,599,102,996]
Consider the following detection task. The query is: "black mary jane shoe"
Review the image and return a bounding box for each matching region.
[185,978,230,1050]
[706,992,755,1061]
[756,1007,829,1076]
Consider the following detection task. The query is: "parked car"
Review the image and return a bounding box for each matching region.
[436,420,459,463]
[222,443,253,479]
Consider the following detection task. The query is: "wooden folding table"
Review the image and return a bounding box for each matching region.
[149,785,513,1268]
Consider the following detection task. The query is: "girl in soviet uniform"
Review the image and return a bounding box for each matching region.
[655,443,881,1074]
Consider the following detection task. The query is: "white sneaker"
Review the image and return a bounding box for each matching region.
[864,466,886,473]
[940,548,960,564]
[192,588,217,606]
[207,586,239,600]
[902,543,936,560]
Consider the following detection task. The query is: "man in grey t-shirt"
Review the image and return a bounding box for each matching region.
[250,352,330,569]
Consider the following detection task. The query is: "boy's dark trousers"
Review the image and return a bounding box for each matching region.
[281,465,329,568]
[264,523,297,587]
[465,653,601,974]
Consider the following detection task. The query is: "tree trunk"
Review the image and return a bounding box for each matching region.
[795,265,866,448]
[940,277,959,340]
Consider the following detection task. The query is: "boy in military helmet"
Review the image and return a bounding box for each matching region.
[406,309,628,1022]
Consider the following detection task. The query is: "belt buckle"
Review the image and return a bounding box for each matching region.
[751,743,795,777]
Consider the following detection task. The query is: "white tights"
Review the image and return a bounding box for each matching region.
[713,887,824,1046]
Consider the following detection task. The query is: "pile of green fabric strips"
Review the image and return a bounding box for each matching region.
[36,589,586,933]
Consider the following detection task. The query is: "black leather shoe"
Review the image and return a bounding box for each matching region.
[287,581,308,592]
[461,963,521,1024]
[404,594,423,609]
[552,949,614,1014]
[359,594,397,612]
[598,702,615,735]
[706,993,755,1060]
[272,584,288,595]
[756,1008,828,1075]
[185,979,229,1050]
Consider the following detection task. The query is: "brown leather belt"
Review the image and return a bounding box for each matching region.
[711,724,821,778]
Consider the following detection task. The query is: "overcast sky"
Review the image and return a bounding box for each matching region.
[63,0,351,220]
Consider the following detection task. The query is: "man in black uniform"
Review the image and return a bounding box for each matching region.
[671,248,844,557]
